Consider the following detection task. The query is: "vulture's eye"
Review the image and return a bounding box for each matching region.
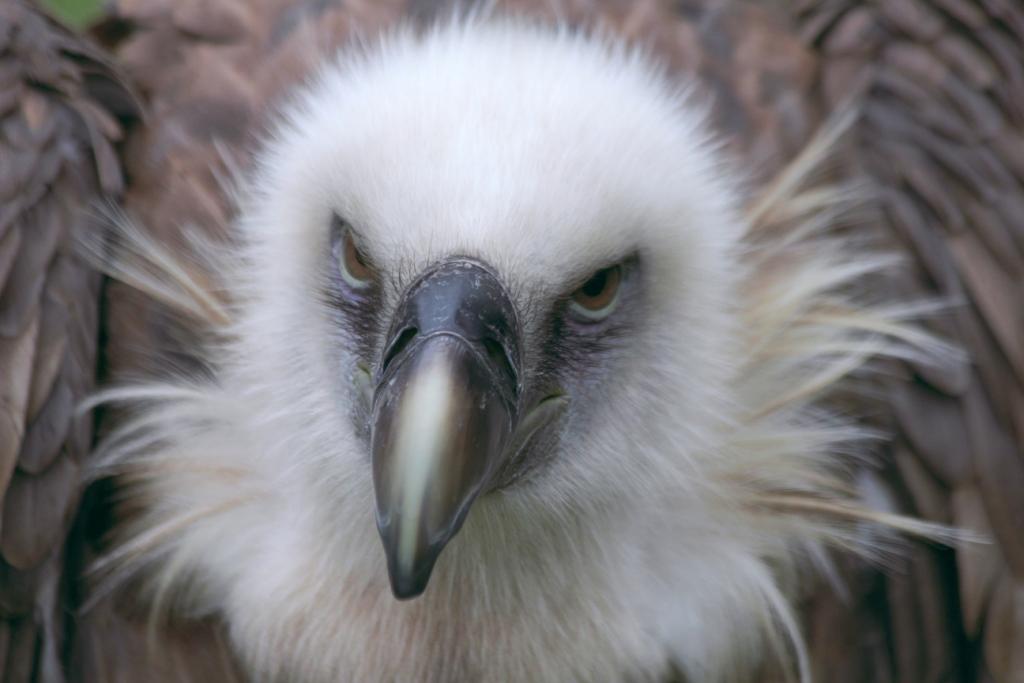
[332,217,374,290]
[569,265,622,321]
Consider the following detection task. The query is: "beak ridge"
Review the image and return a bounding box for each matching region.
[370,260,521,599]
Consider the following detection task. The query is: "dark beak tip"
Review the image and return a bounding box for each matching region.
[386,552,439,601]
[390,575,429,601]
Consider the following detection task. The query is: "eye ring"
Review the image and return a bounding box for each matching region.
[332,217,374,290]
[569,265,622,322]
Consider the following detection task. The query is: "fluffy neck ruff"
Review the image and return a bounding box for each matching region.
[88,40,952,683]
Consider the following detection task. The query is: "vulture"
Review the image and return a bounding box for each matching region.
[2,0,1023,681]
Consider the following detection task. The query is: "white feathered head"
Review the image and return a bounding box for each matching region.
[95,19,948,682]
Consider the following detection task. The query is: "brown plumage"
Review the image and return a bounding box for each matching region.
[0,2,136,680]
[2,0,1022,680]
[798,3,1024,681]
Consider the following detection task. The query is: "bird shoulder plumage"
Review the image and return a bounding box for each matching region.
[0,2,137,680]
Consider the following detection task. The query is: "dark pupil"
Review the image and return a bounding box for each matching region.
[581,270,608,298]
[350,241,366,267]
[345,236,372,273]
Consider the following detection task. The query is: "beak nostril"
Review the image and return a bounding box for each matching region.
[482,337,517,390]
[381,326,418,374]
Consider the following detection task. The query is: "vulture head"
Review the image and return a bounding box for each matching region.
[248,21,742,597]
[98,19,945,682]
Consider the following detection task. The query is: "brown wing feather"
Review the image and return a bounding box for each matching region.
[794,2,1024,681]
[0,2,137,681]
[90,0,1022,680]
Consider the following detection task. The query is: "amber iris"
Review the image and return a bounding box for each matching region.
[340,231,374,287]
[570,265,621,319]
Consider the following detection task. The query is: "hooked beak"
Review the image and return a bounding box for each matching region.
[371,259,522,599]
